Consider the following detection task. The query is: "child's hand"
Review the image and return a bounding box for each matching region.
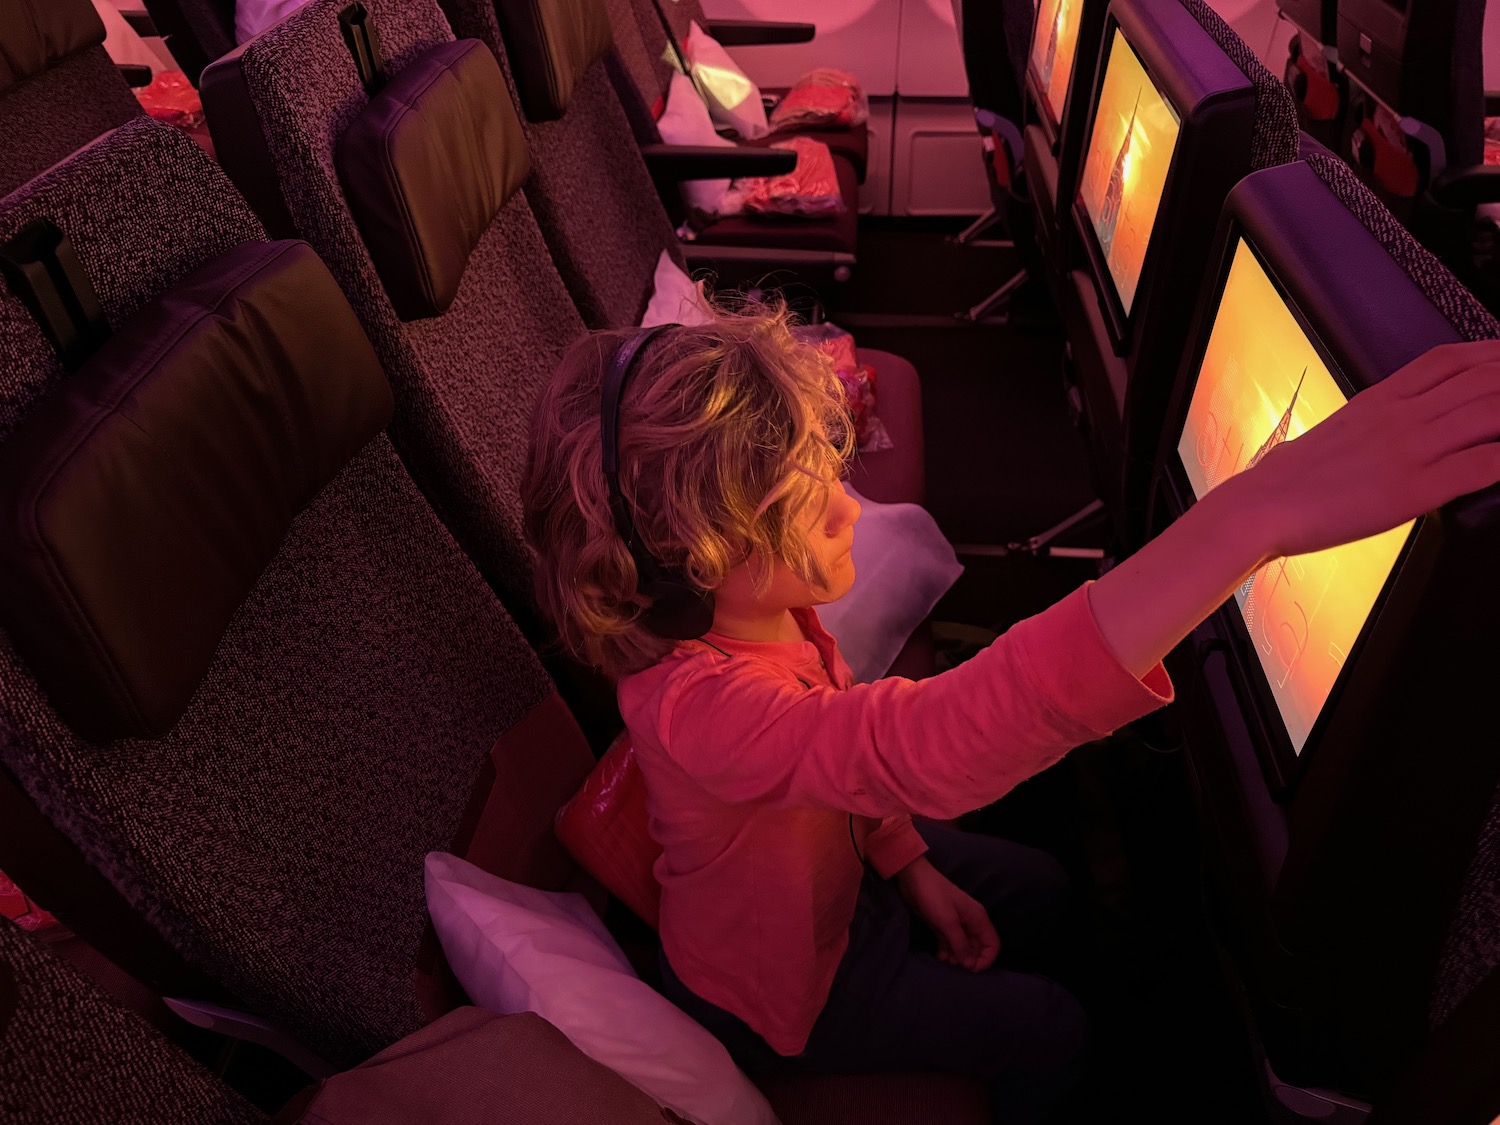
[1092,339,1500,679]
[1240,340,1500,561]
[893,857,1000,972]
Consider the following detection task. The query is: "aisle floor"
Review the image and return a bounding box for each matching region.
[842,219,1276,1124]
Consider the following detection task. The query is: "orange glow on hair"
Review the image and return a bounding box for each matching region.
[522,299,853,678]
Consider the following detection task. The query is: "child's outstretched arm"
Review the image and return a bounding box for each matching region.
[1090,340,1500,676]
[635,341,1500,824]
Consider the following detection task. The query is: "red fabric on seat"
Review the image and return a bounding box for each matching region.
[846,348,924,507]
[693,152,859,254]
[747,117,869,182]
[554,733,662,929]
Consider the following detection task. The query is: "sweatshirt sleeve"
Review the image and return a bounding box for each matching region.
[863,815,929,879]
[653,584,1173,821]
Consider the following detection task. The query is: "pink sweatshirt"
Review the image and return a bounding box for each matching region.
[617,584,1173,1055]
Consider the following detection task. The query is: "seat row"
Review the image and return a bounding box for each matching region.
[0,0,978,1120]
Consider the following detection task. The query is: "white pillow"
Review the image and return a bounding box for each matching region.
[234,0,310,44]
[816,487,964,683]
[425,852,780,1125]
[685,21,770,140]
[656,72,740,217]
[641,251,715,328]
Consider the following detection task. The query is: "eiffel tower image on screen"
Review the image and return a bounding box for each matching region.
[1041,0,1064,87]
[1097,90,1140,260]
[1239,368,1307,626]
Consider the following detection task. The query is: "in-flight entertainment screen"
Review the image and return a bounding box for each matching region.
[1030,0,1083,127]
[1078,28,1181,317]
[1176,238,1415,753]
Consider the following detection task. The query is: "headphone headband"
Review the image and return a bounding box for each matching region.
[598,325,714,640]
[600,325,670,550]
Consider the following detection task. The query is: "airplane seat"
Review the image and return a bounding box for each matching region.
[434,0,680,332]
[138,0,237,84]
[1158,147,1500,1110]
[0,0,146,198]
[642,0,871,183]
[1276,0,1346,152]
[598,0,863,274]
[1368,790,1500,1124]
[1336,0,1500,312]
[442,0,927,510]
[1429,783,1500,1040]
[1063,0,1300,550]
[948,0,1039,324]
[0,918,266,1124]
[0,116,601,1071]
[201,0,632,744]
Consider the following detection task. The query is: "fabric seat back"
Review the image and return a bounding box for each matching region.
[435,0,683,329]
[0,117,595,1069]
[0,0,144,197]
[0,918,265,1125]
[202,0,584,642]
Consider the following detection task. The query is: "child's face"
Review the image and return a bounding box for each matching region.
[793,478,862,604]
[717,480,862,615]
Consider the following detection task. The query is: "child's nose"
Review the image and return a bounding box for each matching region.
[830,486,861,533]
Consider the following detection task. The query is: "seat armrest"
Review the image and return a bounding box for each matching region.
[118,63,154,88]
[1429,164,1500,210]
[119,9,160,37]
[640,143,796,180]
[704,19,815,46]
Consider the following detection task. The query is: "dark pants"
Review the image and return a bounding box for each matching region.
[660,823,1088,1124]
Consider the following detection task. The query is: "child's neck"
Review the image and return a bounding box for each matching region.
[709,605,806,644]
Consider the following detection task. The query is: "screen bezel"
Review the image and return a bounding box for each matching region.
[1163,225,1423,791]
[1071,19,1183,355]
[1026,0,1075,148]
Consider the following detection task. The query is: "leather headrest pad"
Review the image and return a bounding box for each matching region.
[0,240,394,742]
[494,0,613,122]
[0,0,106,95]
[336,39,530,322]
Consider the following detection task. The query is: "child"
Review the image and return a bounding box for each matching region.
[522,304,1500,1122]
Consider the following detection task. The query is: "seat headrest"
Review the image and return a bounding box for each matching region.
[493,0,614,122]
[0,240,394,742]
[336,38,530,322]
[0,0,106,95]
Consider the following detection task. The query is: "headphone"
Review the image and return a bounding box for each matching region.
[600,325,716,640]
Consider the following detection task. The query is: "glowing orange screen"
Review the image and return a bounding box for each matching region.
[1177,239,1414,753]
[1030,0,1082,126]
[1078,30,1180,316]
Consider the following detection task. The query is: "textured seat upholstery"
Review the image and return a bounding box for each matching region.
[202,0,638,744]
[203,0,583,641]
[433,0,920,507]
[0,919,265,1125]
[0,117,597,1069]
[0,0,143,197]
[436,0,686,330]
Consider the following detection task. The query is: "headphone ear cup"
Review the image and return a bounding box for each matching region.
[640,574,716,640]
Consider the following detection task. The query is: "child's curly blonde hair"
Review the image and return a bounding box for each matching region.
[522,301,854,679]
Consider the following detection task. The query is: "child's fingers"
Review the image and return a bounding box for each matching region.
[966,919,1000,972]
[1403,361,1500,443]
[972,926,1001,971]
[954,900,998,972]
[1388,341,1500,400]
